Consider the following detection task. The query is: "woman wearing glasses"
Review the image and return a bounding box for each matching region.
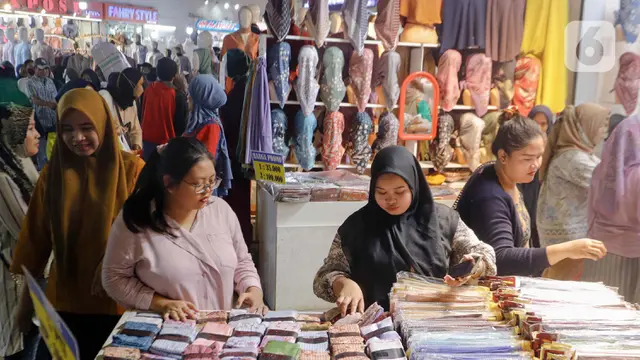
[102,137,267,320]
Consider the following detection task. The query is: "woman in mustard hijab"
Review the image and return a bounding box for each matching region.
[11,88,145,360]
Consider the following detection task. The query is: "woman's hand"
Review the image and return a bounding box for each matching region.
[150,295,198,321]
[444,254,479,287]
[236,287,269,315]
[563,239,607,260]
[332,276,364,316]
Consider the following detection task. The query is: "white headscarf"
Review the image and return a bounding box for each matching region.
[295,45,320,116]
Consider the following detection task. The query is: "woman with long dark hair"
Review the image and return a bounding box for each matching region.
[102,137,267,320]
[100,68,144,151]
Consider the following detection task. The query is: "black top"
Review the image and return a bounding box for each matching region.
[173,90,188,136]
[517,172,541,249]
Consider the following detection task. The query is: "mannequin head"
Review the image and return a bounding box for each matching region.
[330,13,343,34]
[6,28,15,43]
[35,28,45,43]
[197,31,213,49]
[248,4,261,24]
[239,6,253,29]
[18,27,28,43]
[0,29,5,45]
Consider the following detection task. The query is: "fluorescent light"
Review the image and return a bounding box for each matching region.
[78,1,87,10]
[224,2,229,9]
[186,26,194,35]
[234,4,239,10]
[143,24,176,32]
[62,15,102,22]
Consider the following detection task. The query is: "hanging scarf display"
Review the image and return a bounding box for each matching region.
[617,0,640,44]
[378,51,401,111]
[305,0,331,47]
[343,0,369,54]
[237,60,257,165]
[320,47,346,112]
[267,42,292,109]
[271,108,290,159]
[349,49,374,112]
[372,111,399,152]
[436,50,462,112]
[429,111,454,172]
[374,0,401,51]
[295,46,320,117]
[347,111,373,174]
[461,53,492,117]
[492,60,516,109]
[459,112,486,171]
[321,111,345,170]
[291,110,318,170]
[512,54,541,116]
[244,57,274,164]
[614,52,640,115]
[265,0,292,42]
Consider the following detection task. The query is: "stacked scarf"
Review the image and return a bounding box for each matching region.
[320,47,346,112]
[372,111,399,152]
[358,303,384,327]
[296,314,322,324]
[366,339,406,360]
[244,57,274,164]
[459,112,486,171]
[437,50,462,112]
[492,60,516,109]
[291,110,318,170]
[196,311,228,324]
[378,51,401,111]
[343,0,369,54]
[265,322,301,337]
[360,318,400,343]
[231,322,267,337]
[347,112,373,174]
[300,350,330,360]
[228,310,264,328]
[328,324,363,345]
[305,0,330,47]
[267,43,292,109]
[296,331,329,352]
[219,347,259,360]
[104,346,141,360]
[271,109,290,158]
[264,311,299,323]
[512,54,542,116]
[430,111,454,172]
[225,337,262,349]
[149,320,198,359]
[375,0,401,51]
[615,52,640,115]
[261,341,301,360]
[461,53,492,117]
[331,344,368,360]
[265,0,292,42]
[322,111,345,170]
[295,46,320,117]
[112,334,154,351]
[260,335,297,348]
[184,322,233,358]
[349,49,374,112]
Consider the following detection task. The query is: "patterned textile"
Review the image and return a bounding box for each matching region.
[265,322,301,337]
[264,311,299,323]
[366,339,406,360]
[232,322,267,337]
[219,347,259,360]
[305,0,331,47]
[349,49,374,112]
[103,346,141,360]
[480,111,500,163]
[437,50,462,112]
[375,0,401,51]
[112,334,154,351]
[296,314,322,323]
[359,318,400,343]
[461,53,492,117]
[244,57,274,164]
[615,52,640,115]
[343,0,369,55]
[372,111,399,152]
[149,320,198,358]
[265,0,292,42]
[121,322,162,338]
[515,190,531,248]
[300,350,330,360]
[330,344,367,360]
[197,311,228,324]
[271,109,290,158]
[228,309,263,328]
[616,0,640,44]
[127,316,163,328]
[291,110,318,170]
[297,331,329,352]
[262,341,301,359]
[225,337,262,349]
[378,51,401,111]
[259,336,297,348]
[512,54,541,116]
[429,111,454,172]
[267,43,292,109]
[346,112,372,174]
[295,46,320,117]
[328,324,363,345]
[459,112,485,171]
[320,47,346,112]
[492,60,516,109]
[321,111,345,170]
[358,303,384,327]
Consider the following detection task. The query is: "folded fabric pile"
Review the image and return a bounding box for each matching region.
[330,344,368,360]
[358,303,384,327]
[184,322,233,358]
[141,353,177,360]
[104,346,142,360]
[360,318,400,344]
[299,350,330,360]
[149,320,198,359]
[328,324,363,345]
[228,309,263,327]
[219,347,260,360]
[260,322,301,348]
[227,322,267,349]
[112,316,162,352]
[261,340,301,360]
[296,331,329,352]
[366,339,406,360]
[263,310,298,324]
[197,310,229,324]
[296,314,322,324]
[333,313,362,326]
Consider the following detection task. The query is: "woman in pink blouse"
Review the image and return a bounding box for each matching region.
[102,137,267,321]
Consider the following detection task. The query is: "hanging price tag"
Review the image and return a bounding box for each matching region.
[22,267,79,360]
[251,151,286,184]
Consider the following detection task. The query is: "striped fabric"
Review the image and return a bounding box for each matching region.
[581,254,640,304]
[374,0,401,51]
[265,0,292,42]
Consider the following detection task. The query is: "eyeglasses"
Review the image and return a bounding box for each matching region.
[183,176,223,194]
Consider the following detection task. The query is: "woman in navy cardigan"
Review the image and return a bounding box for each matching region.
[455,114,607,276]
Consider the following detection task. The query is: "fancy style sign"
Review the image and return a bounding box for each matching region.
[103,3,158,24]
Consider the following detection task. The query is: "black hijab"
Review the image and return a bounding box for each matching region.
[81,68,101,90]
[338,146,457,310]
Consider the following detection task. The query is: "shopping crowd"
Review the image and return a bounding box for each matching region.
[0,49,639,360]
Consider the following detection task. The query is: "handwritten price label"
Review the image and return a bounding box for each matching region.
[251,151,285,184]
[23,267,79,360]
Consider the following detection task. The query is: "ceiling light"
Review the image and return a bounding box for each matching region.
[78,1,87,10]
[3,3,11,11]
[186,26,194,35]
[234,4,239,10]
[224,2,229,9]
[204,0,209,4]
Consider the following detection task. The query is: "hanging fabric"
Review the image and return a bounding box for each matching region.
[436,50,462,112]
[512,54,542,117]
[459,112,486,171]
[244,57,274,164]
[349,48,374,112]
[379,51,401,111]
[429,111,454,172]
[320,47,346,112]
[291,110,318,170]
[322,111,346,170]
[305,0,331,47]
[440,0,487,54]
[492,59,516,109]
[237,60,257,165]
[347,111,373,174]
[343,0,369,55]
[295,46,320,117]
[271,108,290,159]
[267,42,292,109]
[485,0,526,62]
[461,53,492,117]
[372,111,399,152]
[265,0,293,42]
[375,0,401,51]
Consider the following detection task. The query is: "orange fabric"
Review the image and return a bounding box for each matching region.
[400,0,443,26]
[194,123,221,158]
[142,82,177,145]
[221,30,259,59]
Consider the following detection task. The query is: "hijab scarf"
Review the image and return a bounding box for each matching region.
[461,53,492,117]
[372,111,399,152]
[49,88,139,287]
[338,146,450,309]
[437,50,462,112]
[305,0,330,47]
[615,52,640,115]
[430,111,454,172]
[539,103,609,181]
[379,51,401,111]
[265,0,292,42]
[528,105,555,134]
[185,74,227,135]
[343,0,369,54]
[320,47,346,112]
[374,0,401,51]
[227,49,252,81]
[244,57,274,164]
[322,111,345,170]
[459,112,486,171]
[0,104,35,203]
[109,68,143,110]
[347,111,373,174]
[616,0,640,44]
[480,111,500,163]
[492,60,516,109]
[513,55,541,116]
[295,46,320,117]
[267,42,292,109]
[349,49,374,112]
[291,110,318,170]
[271,109,290,159]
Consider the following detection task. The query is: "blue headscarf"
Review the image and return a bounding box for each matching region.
[271,109,290,158]
[267,42,292,109]
[616,0,640,44]
[291,109,317,171]
[186,74,227,135]
[528,105,555,134]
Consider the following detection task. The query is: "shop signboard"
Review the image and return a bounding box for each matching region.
[8,0,72,15]
[103,3,158,24]
[23,266,79,360]
[194,18,239,33]
[251,151,285,184]
[71,1,103,19]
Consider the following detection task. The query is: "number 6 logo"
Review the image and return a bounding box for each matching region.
[565,21,615,73]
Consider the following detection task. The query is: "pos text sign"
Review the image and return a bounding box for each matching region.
[251,151,285,184]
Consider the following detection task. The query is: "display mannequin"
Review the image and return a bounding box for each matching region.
[148,41,164,67]
[329,13,344,36]
[0,29,5,63]
[222,7,259,59]
[131,34,148,65]
[14,27,31,67]
[3,28,17,66]
[248,4,262,34]
[31,29,55,65]
[193,31,214,75]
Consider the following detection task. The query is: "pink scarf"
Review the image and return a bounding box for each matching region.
[461,53,492,117]
[349,48,374,112]
[437,49,462,112]
[615,52,640,115]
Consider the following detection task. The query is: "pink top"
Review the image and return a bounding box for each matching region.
[102,198,262,310]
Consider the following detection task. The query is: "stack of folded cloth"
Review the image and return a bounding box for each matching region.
[328,324,363,345]
[296,331,329,352]
[359,318,400,344]
[261,341,301,360]
[149,320,198,359]
[197,310,228,324]
[299,350,331,360]
[263,310,298,324]
[228,309,263,327]
[366,340,406,360]
[260,322,301,348]
[296,314,322,324]
[111,316,163,352]
[220,347,260,360]
[330,344,368,360]
[358,303,384,327]
[227,322,267,349]
[184,322,233,358]
[103,346,142,360]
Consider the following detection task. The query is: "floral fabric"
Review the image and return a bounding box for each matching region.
[322,111,345,170]
[271,109,290,159]
[295,46,320,117]
[320,47,346,112]
[291,110,318,170]
[267,43,292,109]
[349,49,374,112]
[346,112,373,174]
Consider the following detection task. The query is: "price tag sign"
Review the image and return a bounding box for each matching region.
[23,267,79,360]
[251,151,286,184]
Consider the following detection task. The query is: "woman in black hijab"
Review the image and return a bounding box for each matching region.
[80,68,101,90]
[313,146,496,313]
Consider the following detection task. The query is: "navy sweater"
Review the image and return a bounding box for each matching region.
[455,164,549,276]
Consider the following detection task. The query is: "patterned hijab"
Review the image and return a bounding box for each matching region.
[320,47,346,112]
[430,111,454,172]
[292,109,318,170]
[267,42,292,109]
[513,54,542,116]
[540,103,610,181]
[265,0,292,42]
[271,108,290,158]
[295,46,320,116]
[305,0,330,47]
[322,111,345,170]
[349,48,374,112]
[461,53,492,117]
[375,0,401,51]
[343,0,369,54]
[372,111,399,152]
[378,51,401,111]
[437,50,462,112]
[615,52,640,115]
[348,111,373,174]
[616,0,640,44]
[0,104,35,203]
